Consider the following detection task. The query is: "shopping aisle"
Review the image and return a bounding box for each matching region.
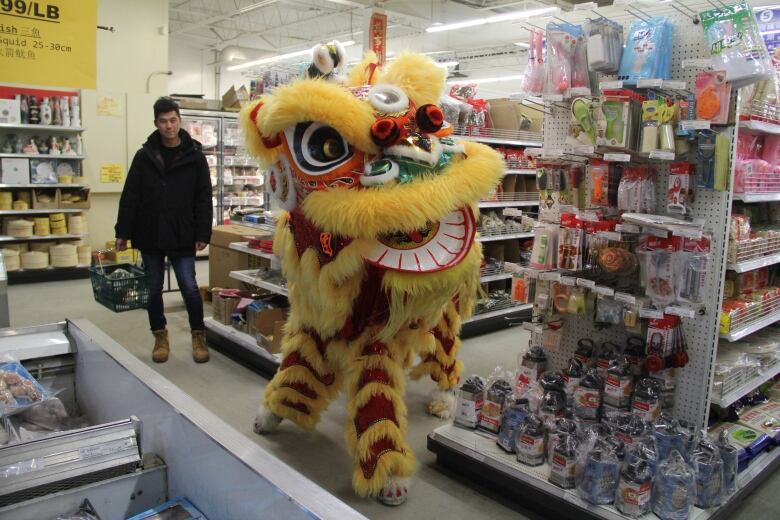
[6,267,779,520]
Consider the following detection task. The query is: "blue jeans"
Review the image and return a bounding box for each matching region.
[141,253,204,332]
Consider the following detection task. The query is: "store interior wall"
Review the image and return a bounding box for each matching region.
[81,0,169,250]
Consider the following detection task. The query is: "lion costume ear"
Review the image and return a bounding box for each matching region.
[347,51,380,87]
[378,52,446,107]
[239,99,282,167]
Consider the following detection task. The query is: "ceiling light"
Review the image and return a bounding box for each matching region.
[436,60,459,68]
[427,6,560,33]
[754,4,780,10]
[514,42,530,48]
[761,29,780,36]
[447,74,525,85]
[227,40,356,71]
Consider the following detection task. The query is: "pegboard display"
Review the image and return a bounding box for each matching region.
[528,7,737,429]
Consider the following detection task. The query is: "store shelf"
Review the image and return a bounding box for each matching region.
[732,192,780,203]
[738,119,780,136]
[476,230,534,242]
[0,153,85,159]
[428,423,780,520]
[229,241,275,260]
[720,311,780,342]
[452,127,543,148]
[0,183,86,189]
[466,302,532,323]
[0,233,87,242]
[504,169,536,176]
[0,123,85,132]
[229,269,288,296]
[204,317,280,365]
[479,264,514,283]
[711,363,780,408]
[0,208,84,215]
[479,193,539,209]
[7,265,90,284]
[234,220,277,233]
[727,252,780,273]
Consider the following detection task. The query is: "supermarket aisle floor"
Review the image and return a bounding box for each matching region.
[6,266,780,520]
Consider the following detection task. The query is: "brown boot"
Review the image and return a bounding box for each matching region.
[191,330,210,363]
[152,329,169,363]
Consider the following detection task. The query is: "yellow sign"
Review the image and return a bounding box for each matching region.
[96,94,122,117]
[0,0,97,89]
[100,163,124,183]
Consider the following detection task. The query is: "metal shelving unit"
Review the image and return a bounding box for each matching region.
[505,169,537,176]
[0,208,84,216]
[229,269,288,296]
[0,123,85,132]
[732,192,780,202]
[738,119,780,136]
[727,252,780,273]
[476,230,534,243]
[465,302,532,323]
[0,233,87,243]
[711,363,780,408]
[0,153,85,159]
[229,242,275,260]
[720,311,780,342]
[0,184,86,189]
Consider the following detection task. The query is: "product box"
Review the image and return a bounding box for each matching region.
[270,319,286,353]
[59,187,91,209]
[0,158,30,184]
[105,248,139,264]
[487,98,543,133]
[171,96,222,111]
[31,188,60,209]
[0,99,21,124]
[209,224,271,289]
[222,85,250,111]
[30,159,59,184]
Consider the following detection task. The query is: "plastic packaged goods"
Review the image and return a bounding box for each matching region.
[575,435,620,505]
[548,433,579,489]
[454,375,486,428]
[573,368,603,423]
[715,429,739,498]
[528,224,558,269]
[667,162,696,216]
[691,437,724,509]
[479,369,514,433]
[516,345,547,392]
[0,360,49,417]
[519,29,545,98]
[562,357,584,410]
[515,414,546,466]
[496,397,531,453]
[653,416,692,463]
[618,17,673,85]
[604,357,634,410]
[632,378,663,423]
[547,418,578,465]
[651,450,696,520]
[596,342,619,382]
[700,1,773,88]
[589,160,610,206]
[585,16,623,74]
[544,23,589,97]
[615,459,652,518]
[617,166,656,214]
[695,71,732,124]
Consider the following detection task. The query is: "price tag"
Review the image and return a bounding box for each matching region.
[571,144,595,155]
[600,80,624,90]
[522,322,545,333]
[593,285,615,296]
[559,205,576,213]
[560,276,577,286]
[526,148,543,157]
[640,308,664,319]
[603,153,631,162]
[666,306,696,318]
[577,210,602,222]
[577,278,596,289]
[637,78,664,88]
[649,150,676,161]
[503,208,523,217]
[564,492,587,507]
[568,87,592,97]
[616,224,641,233]
[682,58,713,69]
[644,227,669,238]
[663,80,687,90]
[615,292,637,304]
[672,229,704,239]
[543,94,564,102]
[597,231,622,241]
[573,1,598,10]
[681,120,711,131]
[540,271,561,282]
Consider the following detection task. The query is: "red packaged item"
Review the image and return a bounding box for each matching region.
[667,163,696,215]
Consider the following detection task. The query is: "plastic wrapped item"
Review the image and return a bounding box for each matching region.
[516,345,547,392]
[562,358,585,411]
[696,71,732,124]
[678,236,712,305]
[667,162,696,215]
[515,415,546,466]
[454,375,486,428]
[585,16,623,74]
[519,29,545,98]
[654,416,691,462]
[632,378,663,423]
[652,450,696,520]
[595,296,623,325]
[496,397,531,453]
[479,369,514,433]
[574,339,595,367]
[589,160,610,206]
[547,418,578,465]
[617,166,656,214]
[557,226,584,271]
[603,357,634,410]
[544,23,589,97]
[573,369,603,423]
[55,499,101,520]
[625,436,660,476]
[576,435,620,505]
[617,17,673,85]
[0,360,49,417]
[715,429,739,498]
[691,437,724,509]
[549,433,579,489]
[596,342,619,381]
[616,459,653,518]
[700,2,773,88]
[529,224,558,269]
[538,388,566,430]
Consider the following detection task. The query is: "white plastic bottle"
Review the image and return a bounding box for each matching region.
[40,97,52,125]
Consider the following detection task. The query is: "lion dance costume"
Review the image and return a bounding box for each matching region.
[241,42,504,505]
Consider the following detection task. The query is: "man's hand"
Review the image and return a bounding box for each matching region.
[196,241,208,251]
[116,238,128,251]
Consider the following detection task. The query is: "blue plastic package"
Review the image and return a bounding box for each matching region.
[496,398,531,452]
[126,497,206,520]
[618,17,673,85]
[0,360,49,417]
[576,437,620,505]
[652,450,696,520]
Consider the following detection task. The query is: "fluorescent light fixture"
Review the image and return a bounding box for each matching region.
[436,60,459,68]
[754,4,780,10]
[448,74,525,85]
[514,42,530,48]
[228,40,355,71]
[427,6,559,33]
[761,29,780,36]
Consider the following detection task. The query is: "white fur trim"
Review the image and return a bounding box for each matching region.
[427,389,456,420]
[377,476,410,506]
[313,44,335,75]
[385,136,442,166]
[361,160,399,186]
[334,41,347,67]
[253,405,283,434]
[368,84,410,114]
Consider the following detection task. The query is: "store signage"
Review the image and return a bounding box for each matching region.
[0,0,97,88]
[368,11,387,66]
[756,6,780,55]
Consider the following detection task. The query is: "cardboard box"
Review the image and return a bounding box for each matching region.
[221,85,249,110]
[1,158,30,184]
[60,187,90,209]
[211,223,272,248]
[0,99,21,124]
[32,188,60,209]
[209,224,273,289]
[105,248,139,264]
[252,306,288,338]
[269,319,286,354]
[487,98,543,133]
[172,96,222,111]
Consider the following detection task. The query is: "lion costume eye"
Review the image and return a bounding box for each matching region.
[286,122,353,175]
[367,84,409,113]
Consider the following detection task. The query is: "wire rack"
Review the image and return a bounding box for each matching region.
[728,235,780,264]
[452,125,544,145]
[481,192,540,203]
[722,292,780,337]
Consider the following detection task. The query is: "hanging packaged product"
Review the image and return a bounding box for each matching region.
[547,418,578,465]
[544,23,589,97]
[700,1,773,88]
[528,223,558,269]
[652,450,696,520]
[496,397,531,453]
[697,129,717,189]
[596,342,619,381]
[615,459,653,518]
[573,368,603,423]
[569,97,597,148]
[585,16,623,74]
[642,237,683,307]
[575,436,621,505]
[479,371,514,433]
[519,29,545,98]
[511,270,535,304]
[691,437,724,509]
[548,433,580,489]
[639,97,676,155]
[625,337,647,378]
[595,89,643,151]
[666,162,696,215]
[603,356,634,410]
[715,430,739,498]
[595,296,623,326]
[617,166,656,214]
[574,338,595,367]
[695,70,732,124]
[558,214,584,271]
[516,345,546,392]
[515,415,547,466]
[617,17,673,85]
[562,357,585,411]
[588,160,610,206]
[678,235,712,305]
[454,375,486,429]
[632,378,663,422]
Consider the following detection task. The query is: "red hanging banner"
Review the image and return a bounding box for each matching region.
[369,11,387,65]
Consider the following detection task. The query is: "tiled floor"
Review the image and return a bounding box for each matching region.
[7,263,780,519]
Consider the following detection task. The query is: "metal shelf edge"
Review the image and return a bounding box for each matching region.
[727,252,780,273]
[711,363,780,407]
[720,311,780,342]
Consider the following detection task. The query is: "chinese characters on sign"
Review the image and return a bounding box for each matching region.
[369,11,387,66]
[0,0,97,88]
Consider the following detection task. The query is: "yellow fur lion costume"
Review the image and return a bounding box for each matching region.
[242,44,504,506]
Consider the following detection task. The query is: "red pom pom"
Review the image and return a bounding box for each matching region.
[370,118,401,147]
[416,104,444,133]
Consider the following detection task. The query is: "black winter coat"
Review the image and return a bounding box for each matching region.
[115,129,212,256]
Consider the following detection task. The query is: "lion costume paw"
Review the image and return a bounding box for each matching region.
[253,405,283,434]
[377,476,410,506]
[426,389,456,419]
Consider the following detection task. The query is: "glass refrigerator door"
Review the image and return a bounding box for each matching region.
[221,117,264,224]
[181,114,221,228]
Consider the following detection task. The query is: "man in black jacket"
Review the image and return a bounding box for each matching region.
[115,97,212,363]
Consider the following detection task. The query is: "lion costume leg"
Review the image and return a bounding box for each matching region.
[345,338,416,505]
[258,328,341,432]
